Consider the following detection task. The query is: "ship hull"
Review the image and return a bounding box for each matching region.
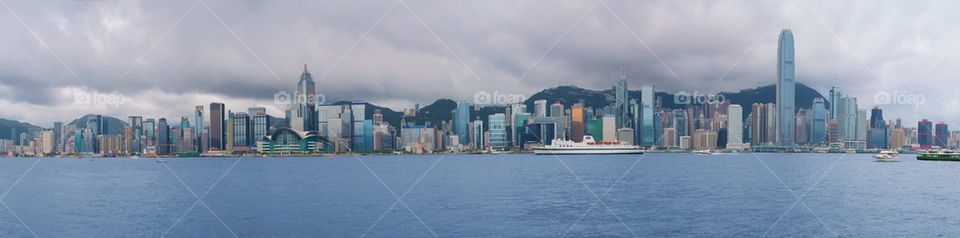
[533,148,645,155]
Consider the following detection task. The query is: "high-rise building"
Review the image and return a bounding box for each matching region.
[571,104,585,142]
[838,97,858,141]
[232,112,252,150]
[640,85,655,146]
[157,118,170,155]
[194,105,204,152]
[252,112,271,147]
[867,107,888,149]
[533,100,547,117]
[750,103,775,145]
[52,122,62,154]
[776,29,796,146]
[488,113,507,150]
[602,115,617,142]
[727,104,747,149]
[209,102,226,151]
[454,101,471,145]
[829,86,841,119]
[614,71,629,128]
[936,122,949,148]
[919,120,933,149]
[472,119,484,149]
[290,65,319,132]
[811,98,827,144]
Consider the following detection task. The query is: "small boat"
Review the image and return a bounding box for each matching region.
[874,150,901,162]
[156,158,166,163]
[693,150,712,155]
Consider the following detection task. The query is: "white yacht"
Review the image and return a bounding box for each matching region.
[874,150,901,162]
[533,136,644,155]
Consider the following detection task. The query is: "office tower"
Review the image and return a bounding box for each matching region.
[919,120,933,149]
[128,116,142,154]
[225,116,234,152]
[867,107,888,149]
[795,109,810,144]
[602,115,616,142]
[838,97,858,141]
[209,102,225,151]
[640,85,655,146]
[232,112,251,149]
[856,110,867,141]
[472,119,484,149]
[617,128,635,145]
[143,119,156,147]
[750,103,773,145]
[571,104,585,142]
[727,104,745,149]
[52,122,62,153]
[614,70,629,128]
[776,29,796,146]
[350,102,368,151]
[488,113,507,150]
[891,127,907,150]
[512,112,531,148]
[811,98,827,143]
[550,102,564,118]
[454,101,471,145]
[252,113,271,146]
[194,105,204,151]
[663,128,677,147]
[290,65,318,132]
[829,86,841,119]
[533,100,547,117]
[936,122,949,148]
[157,118,170,155]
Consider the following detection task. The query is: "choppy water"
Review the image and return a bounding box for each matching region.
[0,153,958,237]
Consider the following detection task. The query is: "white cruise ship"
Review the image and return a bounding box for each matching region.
[533,136,645,155]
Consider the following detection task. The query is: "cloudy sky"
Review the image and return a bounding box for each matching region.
[1,0,958,128]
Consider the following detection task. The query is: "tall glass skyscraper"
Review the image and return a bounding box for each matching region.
[811,98,827,143]
[776,29,796,146]
[454,101,471,145]
[640,85,655,146]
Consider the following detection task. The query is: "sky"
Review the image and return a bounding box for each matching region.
[1,0,959,128]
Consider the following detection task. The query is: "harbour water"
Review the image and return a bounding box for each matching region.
[0,153,958,237]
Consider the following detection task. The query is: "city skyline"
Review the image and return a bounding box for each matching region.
[1,1,957,128]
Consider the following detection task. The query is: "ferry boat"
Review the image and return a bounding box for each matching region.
[873,150,901,162]
[917,150,960,161]
[533,136,644,155]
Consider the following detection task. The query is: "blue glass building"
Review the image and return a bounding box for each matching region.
[777,29,796,146]
[811,98,827,143]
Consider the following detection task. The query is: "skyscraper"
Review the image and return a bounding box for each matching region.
[811,98,827,143]
[488,113,507,150]
[454,101,471,145]
[829,86,841,119]
[867,107,888,149]
[727,104,746,149]
[640,85,655,146]
[614,70,629,128]
[533,100,547,117]
[194,105,204,152]
[936,122,949,148]
[571,104,585,142]
[290,65,319,132]
[918,120,933,149]
[776,29,796,146]
[210,102,225,151]
[157,118,170,155]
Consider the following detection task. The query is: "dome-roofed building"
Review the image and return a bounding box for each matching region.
[256,128,331,154]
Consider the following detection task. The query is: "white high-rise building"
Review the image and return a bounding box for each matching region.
[602,115,617,142]
[534,100,548,117]
[727,104,748,150]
